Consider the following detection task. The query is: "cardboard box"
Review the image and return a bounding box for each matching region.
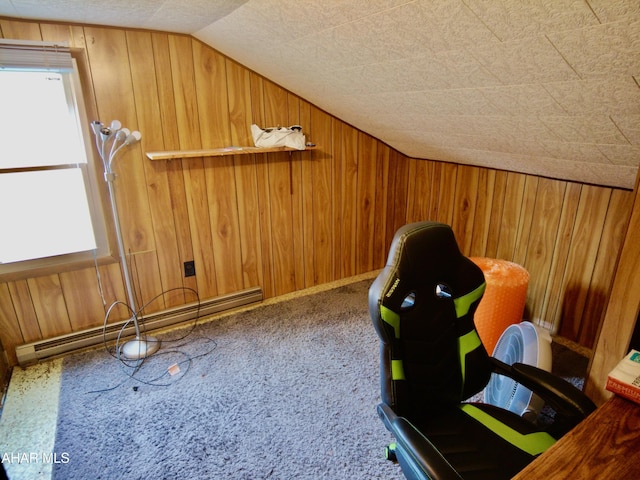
[606,349,640,404]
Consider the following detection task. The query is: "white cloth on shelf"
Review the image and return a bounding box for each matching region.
[250,124,305,150]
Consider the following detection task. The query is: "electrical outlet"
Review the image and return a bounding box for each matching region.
[184,260,196,277]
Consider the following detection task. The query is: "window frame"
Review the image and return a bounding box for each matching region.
[0,52,115,281]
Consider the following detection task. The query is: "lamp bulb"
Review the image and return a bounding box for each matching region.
[124,132,141,145]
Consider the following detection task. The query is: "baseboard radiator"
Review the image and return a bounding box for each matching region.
[16,286,263,366]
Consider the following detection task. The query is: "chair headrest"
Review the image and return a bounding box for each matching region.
[373,222,484,314]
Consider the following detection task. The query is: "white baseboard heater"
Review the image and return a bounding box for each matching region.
[16,286,263,366]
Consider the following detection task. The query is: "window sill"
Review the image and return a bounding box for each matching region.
[0,251,119,283]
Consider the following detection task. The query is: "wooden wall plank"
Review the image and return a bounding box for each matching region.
[579,188,634,346]
[267,149,297,295]
[263,81,297,295]
[512,176,539,266]
[85,27,154,256]
[586,172,640,405]
[227,61,262,290]
[226,59,254,147]
[128,250,164,314]
[59,267,106,331]
[233,153,263,289]
[339,123,359,278]
[0,284,25,366]
[331,120,344,280]
[287,94,307,291]
[309,105,333,285]
[127,30,184,307]
[451,165,480,253]
[39,23,72,42]
[356,133,378,273]
[0,18,42,39]
[194,41,244,295]
[484,170,508,259]
[168,34,217,300]
[96,262,128,321]
[87,28,160,306]
[151,33,198,298]
[435,163,458,226]
[299,104,316,288]
[372,144,391,265]
[405,157,418,223]
[255,151,276,297]
[179,158,217,299]
[406,159,434,223]
[7,281,41,343]
[523,178,566,323]
[557,186,612,341]
[169,35,202,149]
[495,173,526,260]
[541,183,582,333]
[249,75,277,298]
[385,150,410,246]
[469,168,496,257]
[27,275,70,338]
[193,39,232,148]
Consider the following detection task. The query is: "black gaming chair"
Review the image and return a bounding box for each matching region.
[369,221,596,480]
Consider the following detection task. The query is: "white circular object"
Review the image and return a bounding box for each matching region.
[484,321,552,421]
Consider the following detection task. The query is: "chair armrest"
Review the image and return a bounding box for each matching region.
[490,358,596,421]
[377,403,463,480]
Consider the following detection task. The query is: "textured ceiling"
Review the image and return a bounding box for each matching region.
[1,1,639,188]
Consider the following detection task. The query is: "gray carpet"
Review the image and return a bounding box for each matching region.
[52,281,403,480]
[52,279,589,480]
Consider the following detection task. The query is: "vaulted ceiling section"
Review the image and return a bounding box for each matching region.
[1,0,638,188]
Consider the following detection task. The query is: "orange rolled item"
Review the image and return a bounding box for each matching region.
[469,257,530,354]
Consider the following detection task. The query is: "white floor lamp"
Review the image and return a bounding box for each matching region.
[91,119,160,360]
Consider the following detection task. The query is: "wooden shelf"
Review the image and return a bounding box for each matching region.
[146,145,316,161]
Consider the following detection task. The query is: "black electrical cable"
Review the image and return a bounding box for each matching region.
[89,286,218,393]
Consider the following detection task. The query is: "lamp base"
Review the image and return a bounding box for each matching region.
[120,336,160,360]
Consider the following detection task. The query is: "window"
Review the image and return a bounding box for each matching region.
[0,41,109,278]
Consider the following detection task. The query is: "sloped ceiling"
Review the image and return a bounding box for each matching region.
[1,1,639,188]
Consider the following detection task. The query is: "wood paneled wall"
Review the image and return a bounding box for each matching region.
[586,172,640,405]
[0,18,634,367]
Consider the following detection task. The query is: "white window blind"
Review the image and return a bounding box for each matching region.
[0,39,73,71]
